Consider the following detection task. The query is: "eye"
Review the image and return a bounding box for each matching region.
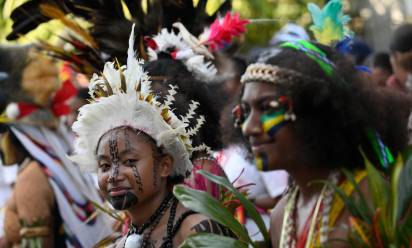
[239,104,250,121]
[125,159,138,166]
[98,163,110,172]
[261,100,283,114]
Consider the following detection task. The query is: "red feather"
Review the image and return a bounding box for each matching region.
[207,12,249,51]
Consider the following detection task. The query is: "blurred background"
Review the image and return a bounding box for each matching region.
[1,0,412,58]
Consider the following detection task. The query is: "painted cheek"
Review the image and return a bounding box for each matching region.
[131,166,144,193]
[260,109,287,138]
[255,153,270,171]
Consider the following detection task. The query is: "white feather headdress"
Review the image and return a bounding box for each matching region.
[147,22,217,83]
[71,25,202,177]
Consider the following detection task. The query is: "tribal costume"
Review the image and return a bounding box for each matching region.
[0,46,113,247]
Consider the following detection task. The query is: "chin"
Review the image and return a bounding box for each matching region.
[109,192,138,210]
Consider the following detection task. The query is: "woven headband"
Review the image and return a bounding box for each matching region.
[241,63,314,85]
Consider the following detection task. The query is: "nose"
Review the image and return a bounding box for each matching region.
[108,164,124,183]
[242,110,263,138]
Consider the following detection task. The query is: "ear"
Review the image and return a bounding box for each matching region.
[157,154,174,179]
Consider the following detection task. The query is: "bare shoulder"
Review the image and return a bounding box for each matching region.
[270,194,289,248]
[14,160,54,210]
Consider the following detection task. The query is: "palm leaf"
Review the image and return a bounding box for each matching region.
[322,180,371,223]
[390,155,403,225]
[397,156,412,220]
[341,169,373,222]
[180,233,248,248]
[173,185,252,244]
[197,170,271,246]
[363,153,393,239]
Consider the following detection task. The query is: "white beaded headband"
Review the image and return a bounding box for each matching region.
[240,63,306,85]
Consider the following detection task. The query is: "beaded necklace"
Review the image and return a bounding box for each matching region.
[194,156,216,163]
[124,193,174,248]
[124,193,197,248]
[279,172,339,248]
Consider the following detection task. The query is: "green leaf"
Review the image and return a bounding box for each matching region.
[179,233,248,248]
[397,156,412,220]
[173,185,252,244]
[323,179,370,223]
[363,154,392,238]
[390,154,402,224]
[341,169,372,220]
[197,170,270,245]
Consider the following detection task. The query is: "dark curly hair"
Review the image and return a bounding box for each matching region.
[245,43,412,170]
[143,55,224,155]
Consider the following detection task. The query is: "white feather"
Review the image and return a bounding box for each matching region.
[72,26,201,177]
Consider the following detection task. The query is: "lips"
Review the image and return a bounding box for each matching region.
[108,187,131,197]
[250,140,273,153]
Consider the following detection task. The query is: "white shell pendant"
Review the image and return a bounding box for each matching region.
[124,233,142,248]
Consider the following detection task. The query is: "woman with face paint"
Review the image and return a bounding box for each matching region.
[71,31,233,248]
[234,40,411,247]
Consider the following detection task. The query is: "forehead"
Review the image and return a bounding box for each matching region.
[96,127,152,154]
[241,82,281,103]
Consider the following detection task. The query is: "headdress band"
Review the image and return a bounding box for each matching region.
[240,63,306,85]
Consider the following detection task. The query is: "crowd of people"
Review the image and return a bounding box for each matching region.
[0,0,411,247]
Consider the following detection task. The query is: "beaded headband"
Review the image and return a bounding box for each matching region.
[240,63,306,85]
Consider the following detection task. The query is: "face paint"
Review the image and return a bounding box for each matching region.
[261,108,287,138]
[108,130,120,183]
[255,153,269,171]
[108,191,138,210]
[131,166,144,193]
[152,162,159,188]
[124,128,132,152]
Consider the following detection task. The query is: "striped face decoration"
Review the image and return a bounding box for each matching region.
[255,153,269,171]
[260,96,296,138]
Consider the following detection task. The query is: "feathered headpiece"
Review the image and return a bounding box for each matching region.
[308,0,352,46]
[71,26,205,176]
[146,12,249,82]
[6,0,232,76]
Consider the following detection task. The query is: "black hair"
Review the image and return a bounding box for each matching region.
[246,43,411,170]
[143,55,224,154]
[76,87,90,100]
[390,24,412,53]
[373,52,393,73]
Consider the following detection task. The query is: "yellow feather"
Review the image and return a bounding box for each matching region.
[39,4,97,48]
[312,18,342,45]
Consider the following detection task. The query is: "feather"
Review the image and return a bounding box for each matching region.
[187,115,205,136]
[164,85,178,108]
[308,0,352,45]
[40,4,97,47]
[205,12,249,51]
[180,100,200,124]
[335,35,353,53]
[6,0,231,76]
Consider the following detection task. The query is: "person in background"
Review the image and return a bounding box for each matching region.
[387,23,412,93]
[371,52,393,87]
[0,45,113,247]
[236,40,411,247]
